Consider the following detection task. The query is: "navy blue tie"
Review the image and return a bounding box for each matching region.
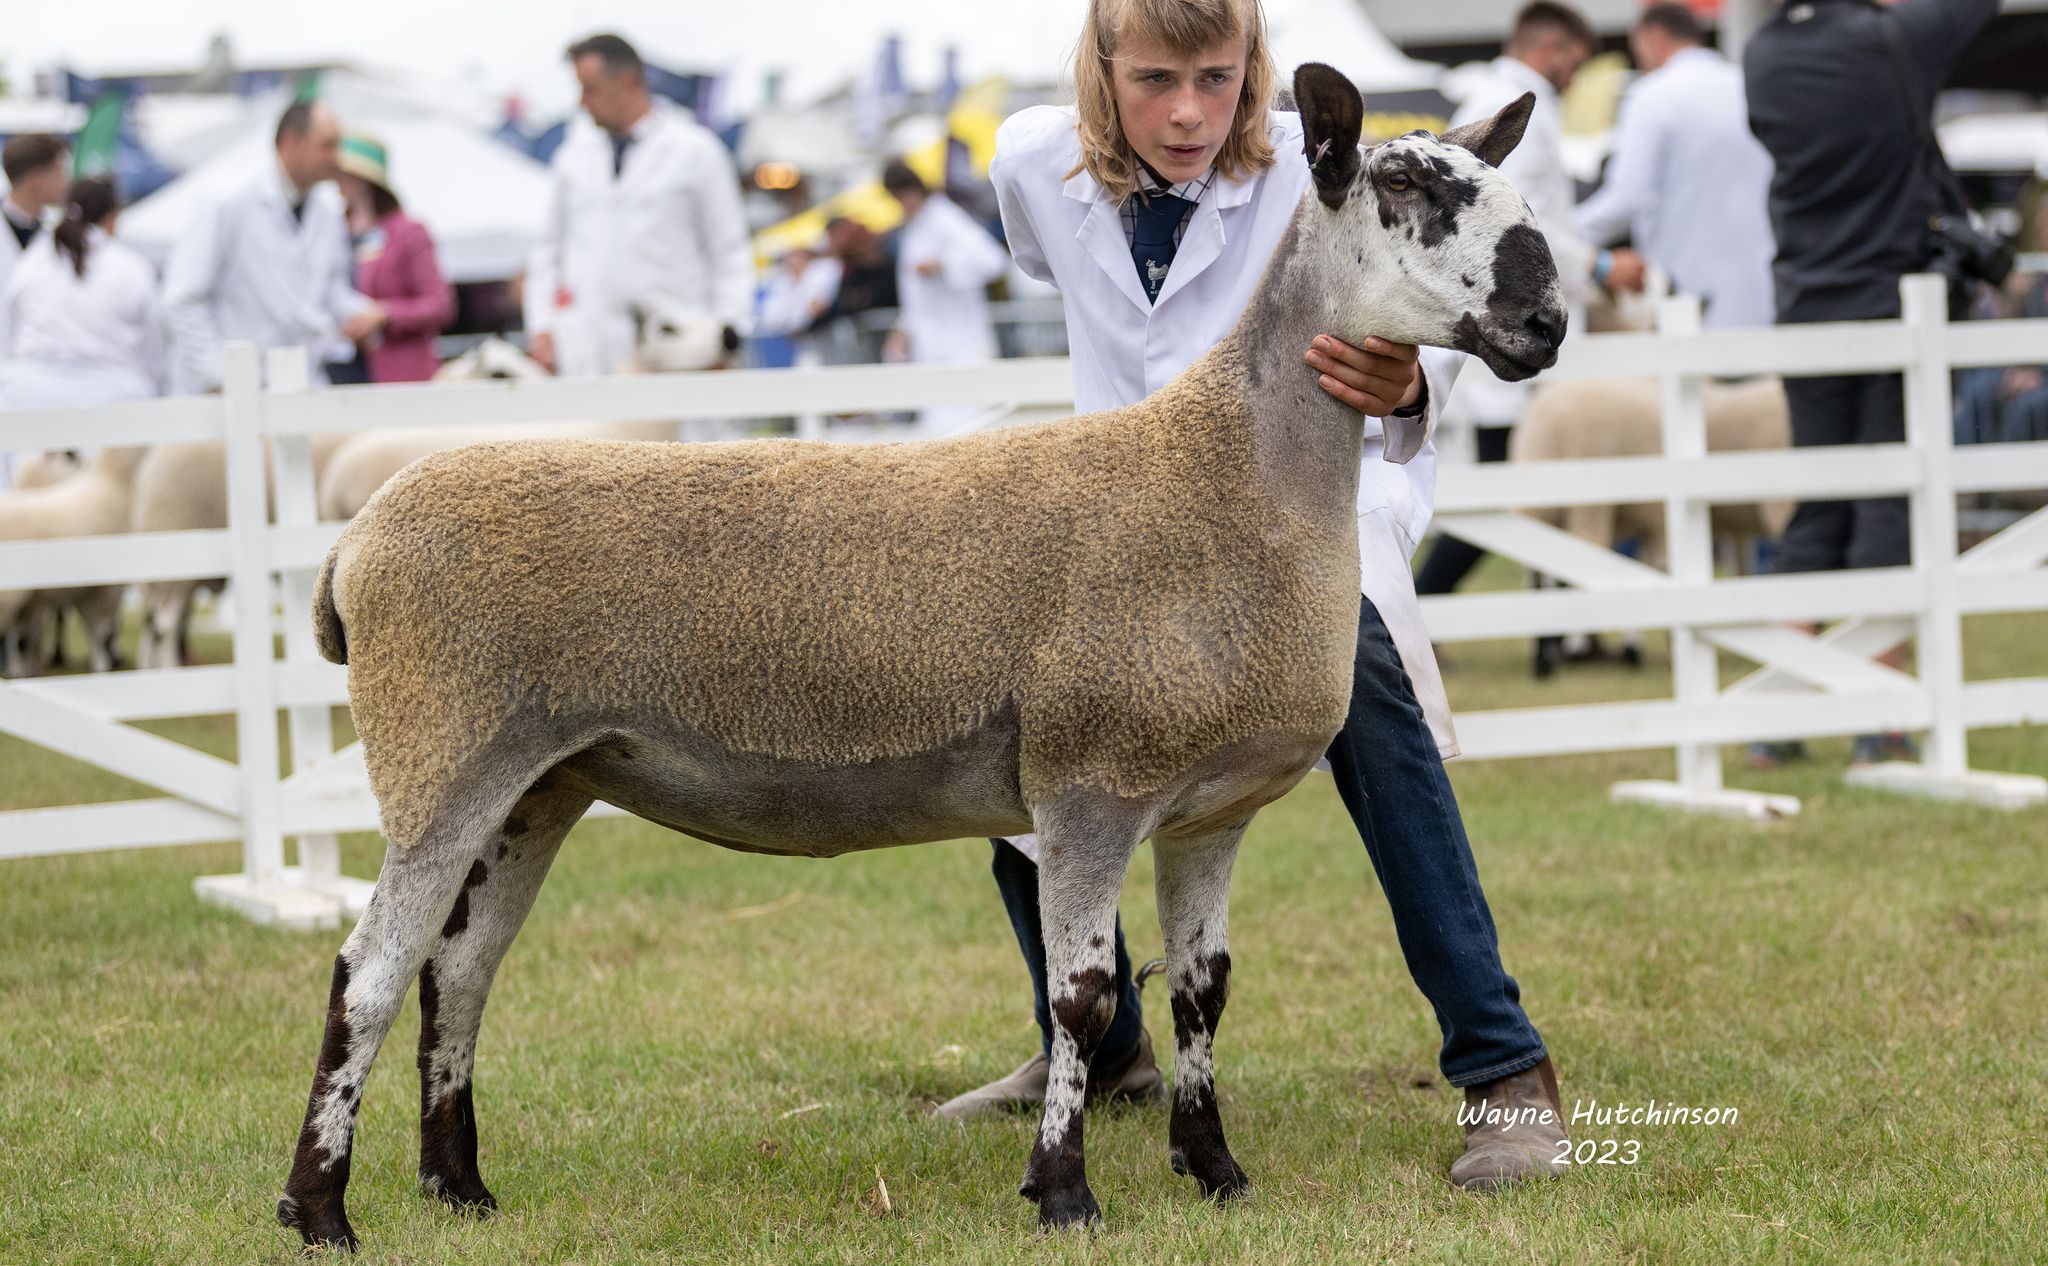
[1129,191,1193,305]
[611,134,633,178]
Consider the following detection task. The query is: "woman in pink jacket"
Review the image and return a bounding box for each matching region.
[336,133,454,383]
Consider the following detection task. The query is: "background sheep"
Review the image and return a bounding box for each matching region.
[313,339,678,522]
[0,447,146,675]
[128,436,350,669]
[1510,375,1791,673]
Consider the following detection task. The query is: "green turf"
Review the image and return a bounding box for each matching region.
[1,582,2043,1263]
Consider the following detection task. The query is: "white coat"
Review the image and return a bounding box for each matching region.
[0,226,164,410]
[896,192,1010,438]
[990,104,1464,767]
[1574,48,1776,330]
[161,163,369,395]
[524,101,754,377]
[1441,57,1589,433]
[0,199,51,360]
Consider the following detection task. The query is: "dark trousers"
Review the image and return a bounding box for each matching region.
[991,596,1546,1088]
[1774,372,1911,573]
[1414,425,1513,596]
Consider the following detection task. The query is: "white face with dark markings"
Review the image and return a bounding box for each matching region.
[1293,63,1567,381]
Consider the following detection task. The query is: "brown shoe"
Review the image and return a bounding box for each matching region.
[932,1050,1050,1121]
[1449,1056,1570,1191]
[932,1028,1165,1121]
[1086,1025,1165,1108]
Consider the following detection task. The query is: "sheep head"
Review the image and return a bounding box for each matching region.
[1293,63,1566,382]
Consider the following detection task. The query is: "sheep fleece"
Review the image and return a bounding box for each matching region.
[324,356,1360,848]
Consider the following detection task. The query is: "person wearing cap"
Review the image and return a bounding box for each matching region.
[336,133,454,384]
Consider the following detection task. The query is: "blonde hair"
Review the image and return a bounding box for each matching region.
[1070,0,1277,203]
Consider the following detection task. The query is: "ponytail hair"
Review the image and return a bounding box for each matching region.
[52,176,120,280]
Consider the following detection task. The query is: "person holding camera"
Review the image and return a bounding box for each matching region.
[1742,0,2000,767]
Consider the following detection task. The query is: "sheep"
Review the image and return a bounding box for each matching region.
[0,447,147,675]
[314,340,673,523]
[128,435,351,670]
[1510,374,1792,674]
[276,68,1565,1251]
[1,450,88,672]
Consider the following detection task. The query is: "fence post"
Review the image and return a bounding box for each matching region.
[1657,296,1722,792]
[1898,275,1968,774]
[1841,275,2045,809]
[193,344,344,929]
[1610,296,1799,820]
[264,349,370,917]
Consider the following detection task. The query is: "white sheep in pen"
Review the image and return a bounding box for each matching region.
[0,447,145,675]
[276,71,1565,1250]
[314,338,675,522]
[1510,374,1791,673]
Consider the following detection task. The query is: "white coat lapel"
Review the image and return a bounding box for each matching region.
[1154,170,1255,308]
[1062,168,1151,316]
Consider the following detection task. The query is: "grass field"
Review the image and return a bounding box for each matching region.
[2,587,2044,1264]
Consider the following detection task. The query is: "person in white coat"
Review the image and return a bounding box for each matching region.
[524,33,753,377]
[161,101,376,395]
[932,0,1569,1192]
[1417,0,1599,600]
[880,160,1010,437]
[0,176,164,414]
[1574,3,1776,330]
[1,134,72,487]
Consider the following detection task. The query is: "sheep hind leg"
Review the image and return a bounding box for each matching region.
[416,780,590,1213]
[278,816,516,1252]
[1154,822,1250,1202]
[1017,803,1148,1231]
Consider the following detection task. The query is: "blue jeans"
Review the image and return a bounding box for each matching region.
[991,595,1545,1088]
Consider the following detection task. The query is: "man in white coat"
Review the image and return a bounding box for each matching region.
[1574,3,1776,329]
[161,102,376,394]
[935,0,1571,1192]
[880,159,1010,438]
[524,34,754,378]
[1,136,72,377]
[1417,0,1600,600]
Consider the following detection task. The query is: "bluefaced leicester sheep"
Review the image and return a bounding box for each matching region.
[278,67,1565,1250]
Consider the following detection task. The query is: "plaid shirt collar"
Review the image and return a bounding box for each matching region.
[1119,161,1217,248]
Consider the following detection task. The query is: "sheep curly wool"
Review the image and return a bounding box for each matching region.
[321,335,1359,849]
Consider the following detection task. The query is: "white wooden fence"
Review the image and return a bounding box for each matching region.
[0,274,2043,927]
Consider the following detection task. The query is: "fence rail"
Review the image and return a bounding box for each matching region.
[1,274,2044,926]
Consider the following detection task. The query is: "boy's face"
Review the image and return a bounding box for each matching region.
[1111,32,1247,186]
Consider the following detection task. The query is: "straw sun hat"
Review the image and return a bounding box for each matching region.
[337,132,394,196]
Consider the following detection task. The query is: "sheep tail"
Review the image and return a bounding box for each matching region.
[312,548,348,665]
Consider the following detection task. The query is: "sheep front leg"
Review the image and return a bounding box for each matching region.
[1018,812,1145,1231]
[278,839,492,1252]
[416,785,588,1212]
[1154,824,1249,1201]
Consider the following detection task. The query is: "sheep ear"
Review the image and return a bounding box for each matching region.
[1439,92,1535,169]
[1294,62,1364,210]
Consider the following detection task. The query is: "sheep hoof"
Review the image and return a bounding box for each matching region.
[1171,1148,1251,1203]
[276,1193,359,1253]
[1033,1185,1103,1232]
[421,1174,498,1216]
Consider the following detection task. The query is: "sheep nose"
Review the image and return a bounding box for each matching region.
[1524,306,1567,350]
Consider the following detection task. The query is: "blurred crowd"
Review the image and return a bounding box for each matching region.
[2,8,2043,485]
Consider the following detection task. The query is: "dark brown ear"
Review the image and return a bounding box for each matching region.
[1293,62,1364,210]
[1439,92,1535,168]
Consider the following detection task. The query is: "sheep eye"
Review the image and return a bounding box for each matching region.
[1385,171,1412,193]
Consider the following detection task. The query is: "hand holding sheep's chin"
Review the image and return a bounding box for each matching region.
[1305,335,1422,416]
